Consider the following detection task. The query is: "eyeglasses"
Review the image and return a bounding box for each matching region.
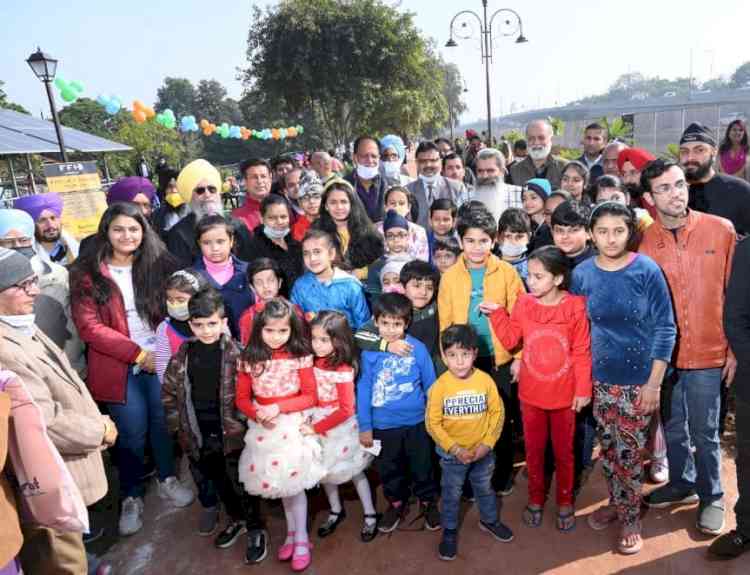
[194,185,218,196]
[12,275,39,295]
[0,236,33,249]
[300,193,322,202]
[385,231,409,240]
[651,180,688,195]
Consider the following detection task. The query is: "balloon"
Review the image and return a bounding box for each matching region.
[54,78,66,90]
[60,88,77,102]
[180,115,199,132]
[156,109,176,129]
[217,123,230,139]
[229,125,242,139]
[105,99,121,115]
[55,78,83,103]
[199,119,209,129]
[287,126,298,138]
[69,80,84,92]
[271,128,280,141]
[279,128,288,140]
[297,125,304,135]
[133,109,147,124]
[96,95,108,106]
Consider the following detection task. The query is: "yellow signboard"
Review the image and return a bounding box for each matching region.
[43,162,107,240]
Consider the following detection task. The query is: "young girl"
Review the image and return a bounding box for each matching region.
[560,161,590,203]
[303,311,378,542]
[489,245,592,532]
[194,215,254,339]
[375,186,429,261]
[236,298,326,572]
[154,269,207,383]
[572,202,676,555]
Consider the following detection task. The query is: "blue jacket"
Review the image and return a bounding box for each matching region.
[356,335,436,432]
[290,268,370,329]
[193,256,254,339]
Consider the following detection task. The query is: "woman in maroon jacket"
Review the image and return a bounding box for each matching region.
[70,202,194,537]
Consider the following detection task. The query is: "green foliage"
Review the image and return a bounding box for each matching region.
[501,129,524,144]
[0,80,29,114]
[547,116,565,136]
[557,147,581,161]
[730,62,750,88]
[59,98,121,138]
[664,143,680,161]
[597,116,634,145]
[108,117,187,177]
[155,77,196,117]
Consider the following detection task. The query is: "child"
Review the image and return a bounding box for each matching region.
[495,208,532,285]
[303,311,378,542]
[291,229,370,329]
[437,206,525,495]
[155,269,207,383]
[432,236,461,275]
[426,324,512,561]
[489,246,592,532]
[194,214,254,339]
[375,186,428,261]
[291,174,323,242]
[428,198,458,260]
[531,190,571,251]
[367,210,415,298]
[550,200,595,268]
[161,288,268,564]
[379,258,409,295]
[236,298,326,572]
[521,178,550,233]
[357,293,439,533]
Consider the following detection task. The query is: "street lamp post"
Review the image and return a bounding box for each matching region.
[26,47,68,162]
[446,1,527,144]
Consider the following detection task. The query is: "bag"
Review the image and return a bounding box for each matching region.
[0,370,88,532]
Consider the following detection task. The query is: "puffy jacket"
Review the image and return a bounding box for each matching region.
[290,268,370,329]
[237,226,304,289]
[639,209,736,369]
[193,256,254,340]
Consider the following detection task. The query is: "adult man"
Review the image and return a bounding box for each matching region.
[512,139,528,162]
[679,122,750,236]
[577,122,607,180]
[434,137,454,157]
[407,141,463,229]
[463,131,484,174]
[510,120,568,188]
[602,141,629,176]
[0,247,115,575]
[640,159,736,537]
[346,135,388,223]
[472,148,523,222]
[232,158,273,232]
[617,147,657,211]
[310,150,335,182]
[14,192,79,266]
[278,165,303,216]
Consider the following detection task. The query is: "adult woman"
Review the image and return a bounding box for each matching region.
[718,119,750,181]
[560,161,590,203]
[70,203,193,537]
[314,178,384,278]
[380,134,411,186]
[375,186,429,261]
[571,202,676,555]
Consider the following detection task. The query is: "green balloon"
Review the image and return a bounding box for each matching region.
[54,78,66,90]
[61,88,77,102]
[69,81,84,92]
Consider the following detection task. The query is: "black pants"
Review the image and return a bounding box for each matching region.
[373,422,438,504]
[189,435,263,529]
[475,357,515,491]
[735,392,750,538]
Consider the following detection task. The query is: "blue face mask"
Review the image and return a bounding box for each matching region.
[263,225,289,241]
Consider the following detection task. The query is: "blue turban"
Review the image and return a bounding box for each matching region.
[0,209,35,239]
[380,134,406,164]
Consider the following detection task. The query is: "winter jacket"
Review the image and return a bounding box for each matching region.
[290,268,370,329]
[167,212,253,268]
[0,389,22,566]
[510,154,568,189]
[725,237,750,402]
[237,226,304,290]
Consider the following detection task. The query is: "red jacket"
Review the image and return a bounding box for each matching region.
[232,197,262,233]
[71,264,143,404]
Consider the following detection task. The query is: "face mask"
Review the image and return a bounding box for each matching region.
[501,242,527,258]
[12,246,35,259]
[383,161,401,179]
[165,191,185,208]
[382,283,405,295]
[263,225,290,241]
[528,144,552,161]
[167,301,190,322]
[0,313,36,336]
[356,164,379,180]
[419,174,439,186]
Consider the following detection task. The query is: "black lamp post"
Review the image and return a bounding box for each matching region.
[26,47,68,162]
[446,2,527,144]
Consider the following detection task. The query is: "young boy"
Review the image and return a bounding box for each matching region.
[494,208,532,285]
[291,228,370,329]
[357,293,439,533]
[432,237,461,275]
[550,200,594,268]
[426,324,512,560]
[531,190,571,250]
[428,198,458,259]
[367,210,414,298]
[291,174,323,241]
[437,207,524,495]
[161,288,267,565]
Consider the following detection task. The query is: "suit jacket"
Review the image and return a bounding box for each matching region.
[406,176,464,229]
[0,390,22,566]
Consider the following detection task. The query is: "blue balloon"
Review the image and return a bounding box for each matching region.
[96,94,108,106]
[179,115,198,132]
[229,125,242,139]
[104,97,121,115]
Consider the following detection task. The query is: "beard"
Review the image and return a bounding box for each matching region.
[192,200,223,220]
[36,228,61,243]
[682,155,714,183]
[528,144,552,162]
[624,183,643,200]
[476,176,500,187]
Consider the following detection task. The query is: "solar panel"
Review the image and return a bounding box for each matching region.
[0,128,60,154]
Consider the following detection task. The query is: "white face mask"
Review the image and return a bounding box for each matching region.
[419,174,439,186]
[356,164,379,180]
[500,242,527,258]
[528,144,552,161]
[167,301,190,322]
[263,225,290,241]
[0,313,36,336]
[383,161,401,179]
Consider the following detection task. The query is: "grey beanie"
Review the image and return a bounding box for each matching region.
[0,247,34,292]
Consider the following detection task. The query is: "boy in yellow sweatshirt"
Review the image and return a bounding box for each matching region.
[426,324,513,561]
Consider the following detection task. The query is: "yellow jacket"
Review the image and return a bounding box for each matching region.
[438,253,525,365]
[426,369,504,453]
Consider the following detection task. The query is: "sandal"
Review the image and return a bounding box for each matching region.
[291,541,312,572]
[317,508,347,538]
[522,505,544,528]
[556,508,576,532]
[277,531,295,562]
[618,523,643,555]
[360,513,380,542]
[588,505,618,531]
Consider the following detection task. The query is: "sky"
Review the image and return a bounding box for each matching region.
[2,0,749,126]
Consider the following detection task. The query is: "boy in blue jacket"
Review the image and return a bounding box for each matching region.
[357,293,439,534]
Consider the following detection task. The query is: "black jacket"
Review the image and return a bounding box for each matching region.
[166,213,253,268]
[725,237,750,402]
[237,226,304,292]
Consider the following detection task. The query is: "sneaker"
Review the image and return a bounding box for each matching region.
[707,530,750,559]
[158,476,195,508]
[438,529,458,561]
[244,528,269,564]
[650,458,669,484]
[697,502,725,536]
[198,506,219,536]
[479,520,514,542]
[496,477,514,497]
[643,484,699,509]
[83,526,105,545]
[119,496,144,536]
[379,503,407,533]
[421,501,442,531]
[214,520,247,549]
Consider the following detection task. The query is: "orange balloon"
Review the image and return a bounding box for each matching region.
[287,127,297,138]
[199,119,209,128]
[202,127,212,136]
[144,106,155,119]
[133,109,147,124]
[272,128,280,140]
[133,100,145,111]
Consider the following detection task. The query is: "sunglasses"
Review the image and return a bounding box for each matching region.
[194,185,218,196]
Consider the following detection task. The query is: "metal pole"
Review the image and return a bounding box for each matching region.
[449,105,455,141]
[43,79,68,162]
[103,155,111,183]
[482,0,492,144]
[25,154,37,194]
[7,158,18,198]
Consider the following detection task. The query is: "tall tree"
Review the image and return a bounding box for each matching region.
[195,79,229,121]
[730,61,750,88]
[58,98,119,138]
[0,80,29,114]
[155,77,197,117]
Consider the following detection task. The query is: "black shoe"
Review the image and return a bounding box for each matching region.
[83,527,105,545]
[317,508,347,538]
[496,477,514,497]
[244,528,268,564]
[214,520,247,549]
[479,520,514,542]
[379,503,407,533]
[438,529,458,561]
[421,501,441,531]
[708,530,750,560]
[361,513,380,542]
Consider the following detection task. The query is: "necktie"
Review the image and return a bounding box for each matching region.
[427,183,434,204]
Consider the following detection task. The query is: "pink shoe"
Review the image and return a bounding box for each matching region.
[291,542,312,572]
[277,532,295,562]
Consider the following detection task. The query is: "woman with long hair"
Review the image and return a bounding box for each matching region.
[718,119,750,181]
[70,202,194,537]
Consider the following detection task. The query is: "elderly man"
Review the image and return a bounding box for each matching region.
[0,247,115,575]
[510,119,568,188]
[14,192,79,266]
[310,151,334,182]
[472,148,523,222]
[602,141,629,177]
[407,141,464,229]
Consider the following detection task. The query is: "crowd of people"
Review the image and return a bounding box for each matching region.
[0,118,749,574]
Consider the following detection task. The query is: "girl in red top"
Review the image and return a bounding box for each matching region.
[489,246,592,532]
[302,311,378,542]
[236,298,325,572]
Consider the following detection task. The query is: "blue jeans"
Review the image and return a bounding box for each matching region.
[107,369,175,498]
[438,447,497,531]
[665,368,723,503]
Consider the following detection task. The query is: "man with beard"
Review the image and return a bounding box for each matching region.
[577,122,607,180]
[407,141,463,229]
[14,192,79,266]
[602,141,629,177]
[167,159,251,267]
[679,122,750,236]
[510,120,568,188]
[472,148,523,223]
[616,147,657,215]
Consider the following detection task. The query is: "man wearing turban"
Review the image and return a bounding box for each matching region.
[14,192,80,266]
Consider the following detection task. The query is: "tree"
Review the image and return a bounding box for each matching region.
[597,116,634,145]
[109,117,187,177]
[195,79,229,121]
[58,98,120,138]
[0,80,29,114]
[155,77,197,117]
[730,61,750,88]
[441,61,467,128]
